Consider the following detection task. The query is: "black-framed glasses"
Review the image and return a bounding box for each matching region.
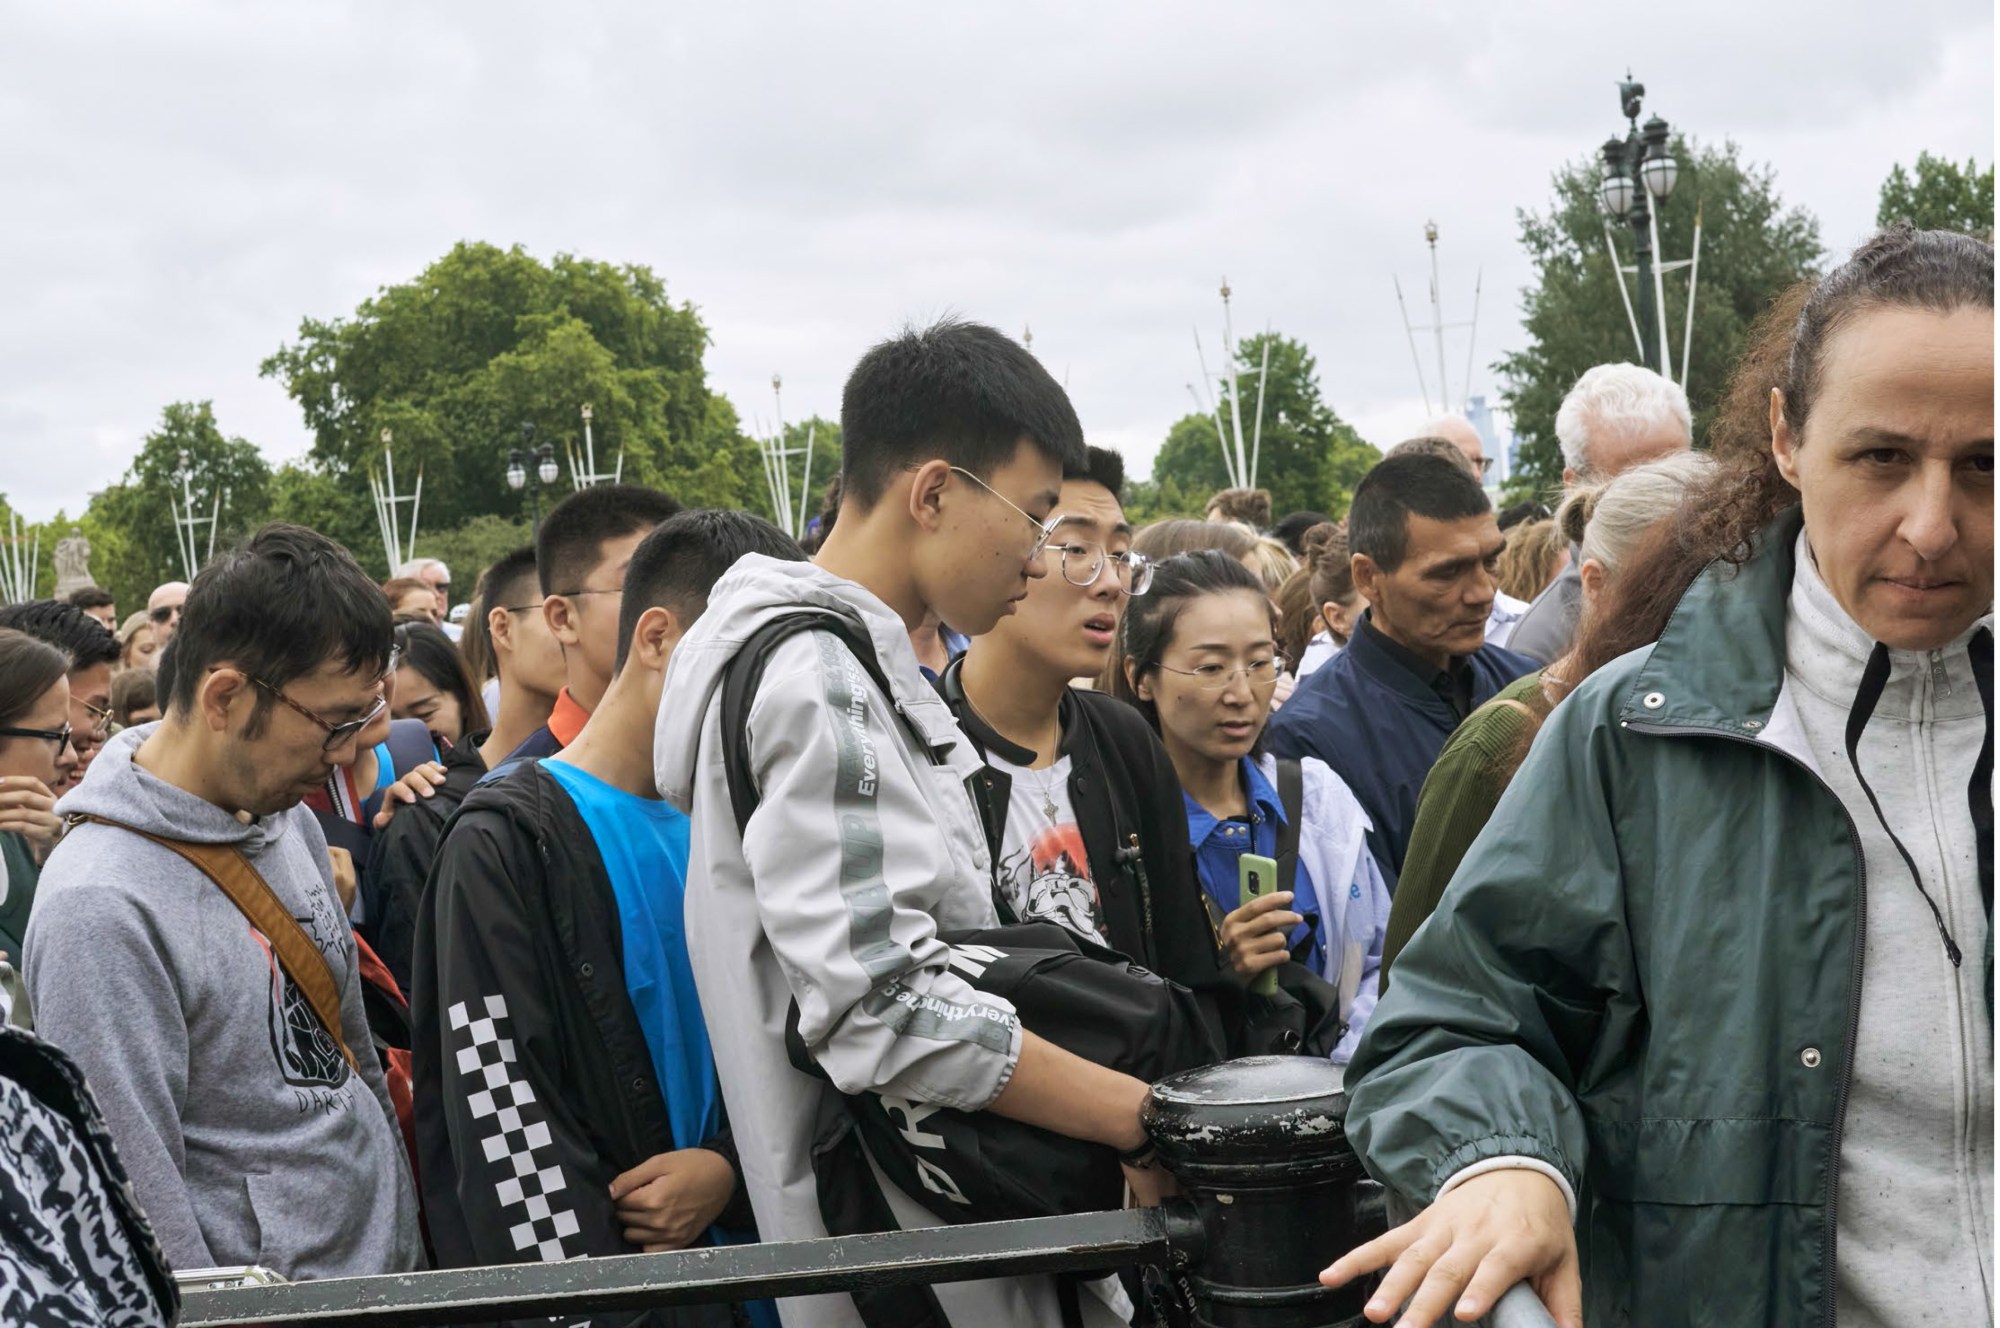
[1154,652,1290,694]
[242,645,399,753]
[0,722,73,754]
[149,603,182,624]
[1044,540,1154,595]
[947,466,1063,561]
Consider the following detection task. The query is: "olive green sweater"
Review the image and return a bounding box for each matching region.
[1381,669,1546,982]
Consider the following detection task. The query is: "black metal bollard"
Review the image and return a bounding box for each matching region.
[1145,1055,1383,1328]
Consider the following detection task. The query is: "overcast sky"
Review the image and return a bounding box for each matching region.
[1,1,1991,521]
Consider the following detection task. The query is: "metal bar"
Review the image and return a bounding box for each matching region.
[1427,234,1450,416]
[180,1207,1195,1327]
[1459,267,1484,414]
[1248,336,1271,490]
[407,467,423,562]
[1603,222,1645,361]
[1646,202,1673,381]
[1680,203,1703,392]
[797,422,816,541]
[1220,282,1249,491]
[1192,331,1238,487]
[1393,277,1433,416]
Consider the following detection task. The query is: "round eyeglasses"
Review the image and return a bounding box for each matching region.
[1154,652,1290,693]
[1043,540,1153,595]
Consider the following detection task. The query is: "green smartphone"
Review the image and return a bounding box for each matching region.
[1238,852,1280,996]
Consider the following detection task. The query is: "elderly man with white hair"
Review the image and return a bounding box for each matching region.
[395,557,458,639]
[1506,362,1691,663]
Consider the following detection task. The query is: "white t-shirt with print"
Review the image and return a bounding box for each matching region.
[986,752,1110,948]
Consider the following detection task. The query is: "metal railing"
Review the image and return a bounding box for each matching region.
[181,1056,1555,1328]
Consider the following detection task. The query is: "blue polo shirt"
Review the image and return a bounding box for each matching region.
[1183,757,1323,973]
[541,758,718,1152]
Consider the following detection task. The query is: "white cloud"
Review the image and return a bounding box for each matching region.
[0,0,1989,521]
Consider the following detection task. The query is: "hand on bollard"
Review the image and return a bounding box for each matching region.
[610,1147,738,1252]
[1319,1169,1581,1328]
[372,760,449,829]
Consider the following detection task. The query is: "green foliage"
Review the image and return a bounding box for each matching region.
[1151,333,1379,521]
[1877,152,1994,237]
[1495,138,1822,499]
[421,515,536,596]
[261,242,751,530]
[84,402,274,607]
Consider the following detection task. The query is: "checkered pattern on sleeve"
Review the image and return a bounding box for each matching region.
[449,995,580,1263]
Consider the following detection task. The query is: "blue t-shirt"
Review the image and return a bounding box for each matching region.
[1183,757,1323,972]
[542,758,719,1151]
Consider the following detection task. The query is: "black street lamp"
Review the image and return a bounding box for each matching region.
[506,425,561,531]
[1599,76,1679,375]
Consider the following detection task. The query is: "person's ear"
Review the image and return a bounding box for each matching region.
[1126,659,1153,703]
[487,605,514,657]
[1561,465,1580,487]
[1770,389,1804,492]
[198,667,249,734]
[626,606,683,674]
[1350,552,1382,607]
[907,460,955,534]
[1578,557,1609,606]
[543,594,582,651]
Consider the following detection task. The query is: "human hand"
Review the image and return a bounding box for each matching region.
[609,1148,738,1252]
[1218,891,1301,985]
[1321,1169,1581,1327]
[0,776,62,851]
[327,847,358,913]
[1122,1157,1180,1208]
[371,760,448,829]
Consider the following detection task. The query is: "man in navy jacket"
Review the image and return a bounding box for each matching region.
[1267,453,1535,879]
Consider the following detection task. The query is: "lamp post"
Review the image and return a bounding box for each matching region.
[506,425,560,532]
[1599,76,1679,376]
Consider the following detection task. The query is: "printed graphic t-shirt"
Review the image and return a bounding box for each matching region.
[541,758,719,1151]
[986,752,1110,948]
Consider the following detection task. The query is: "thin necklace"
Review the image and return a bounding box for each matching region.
[1019,762,1063,820]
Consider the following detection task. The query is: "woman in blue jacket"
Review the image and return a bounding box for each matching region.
[1112,550,1392,1062]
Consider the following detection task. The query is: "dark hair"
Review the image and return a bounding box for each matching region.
[457,567,496,687]
[1107,550,1273,726]
[110,668,157,727]
[838,318,1086,508]
[1203,487,1272,529]
[483,547,542,615]
[1132,518,1256,562]
[393,620,490,737]
[0,600,121,673]
[535,484,684,597]
[1497,500,1552,531]
[165,523,393,733]
[1073,445,1126,500]
[66,586,114,612]
[1347,453,1492,572]
[1304,522,1356,615]
[1684,225,1995,572]
[0,627,72,729]
[154,636,178,705]
[617,509,807,670]
[1272,511,1333,557]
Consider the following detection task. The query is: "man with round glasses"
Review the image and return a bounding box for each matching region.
[941,446,1232,1015]
[26,523,423,1284]
[0,598,122,793]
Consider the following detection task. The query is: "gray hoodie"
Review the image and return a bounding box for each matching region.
[24,725,423,1280]
[656,556,1124,1328]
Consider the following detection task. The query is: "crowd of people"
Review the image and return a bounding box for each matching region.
[0,223,1988,1328]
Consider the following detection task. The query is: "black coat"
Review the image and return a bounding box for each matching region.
[410,760,749,1328]
[368,729,492,994]
[938,663,1237,1040]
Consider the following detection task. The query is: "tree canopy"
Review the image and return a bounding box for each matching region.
[1877,152,1994,236]
[1150,332,1379,521]
[1495,138,1822,497]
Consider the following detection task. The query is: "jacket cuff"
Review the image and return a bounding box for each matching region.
[697,1129,758,1234]
[1436,1155,1578,1221]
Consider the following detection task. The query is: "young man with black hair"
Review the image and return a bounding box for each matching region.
[940,446,1231,1017]
[0,599,123,791]
[414,511,800,1325]
[655,319,1170,1328]
[507,483,683,762]
[25,524,423,1280]
[1266,452,1535,875]
[67,584,118,630]
[478,545,566,767]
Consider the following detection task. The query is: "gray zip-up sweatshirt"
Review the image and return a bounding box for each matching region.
[24,725,424,1280]
[656,556,1124,1328]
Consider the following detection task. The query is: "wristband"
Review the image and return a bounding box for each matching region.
[1118,1140,1159,1169]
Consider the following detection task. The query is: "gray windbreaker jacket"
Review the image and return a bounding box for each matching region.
[656,556,1124,1328]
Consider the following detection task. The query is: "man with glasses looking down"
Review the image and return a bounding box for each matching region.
[26,523,424,1282]
[938,445,1234,1022]
[655,319,1174,1327]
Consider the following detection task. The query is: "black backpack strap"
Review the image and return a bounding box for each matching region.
[719,610,932,838]
[1274,759,1304,897]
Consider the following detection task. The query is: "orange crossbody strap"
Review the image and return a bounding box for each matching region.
[70,814,360,1073]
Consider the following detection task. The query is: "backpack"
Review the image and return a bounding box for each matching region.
[716,613,1223,1218]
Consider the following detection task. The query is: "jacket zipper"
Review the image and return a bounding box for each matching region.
[1625,718,1866,1328]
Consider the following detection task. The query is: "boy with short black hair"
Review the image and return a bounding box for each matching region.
[509,483,682,761]
[655,320,1164,1328]
[414,510,801,1323]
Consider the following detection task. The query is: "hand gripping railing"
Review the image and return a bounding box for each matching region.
[181,1056,1554,1328]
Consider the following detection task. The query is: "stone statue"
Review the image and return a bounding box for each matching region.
[52,528,95,599]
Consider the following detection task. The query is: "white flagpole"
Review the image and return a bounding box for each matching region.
[1646,204,1674,381]
[1680,204,1704,392]
[1459,268,1484,414]
[1393,277,1434,416]
[1603,223,1645,361]
[1219,280,1249,491]
[1248,337,1272,490]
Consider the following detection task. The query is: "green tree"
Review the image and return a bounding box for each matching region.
[1877,152,1994,236]
[1151,333,1379,521]
[84,402,273,607]
[1496,138,1822,498]
[261,242,765,531]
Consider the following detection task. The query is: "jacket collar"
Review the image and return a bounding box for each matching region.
[939,655,1078,767]
[1343,610,1468,712]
